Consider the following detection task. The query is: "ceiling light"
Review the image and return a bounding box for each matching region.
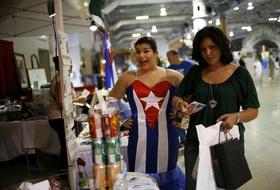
[186,33,192,40]
[89,21,97,31]
[247,2,254,10]
[146,32,152,37]
[160,7,167,16]
[241,26,252,32]
[151,25,157,33]
[132,33,141,38]
[268,17,278,21]
[208,20,213,24]
[47,0,56,17]
[83,2,89,7]
[233,6,239,11]
[229,31,234,37]
[215,18,220,26]
[136,15,149,20]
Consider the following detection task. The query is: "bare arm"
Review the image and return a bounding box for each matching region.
[109,73,130,100]
[217,108,259,132]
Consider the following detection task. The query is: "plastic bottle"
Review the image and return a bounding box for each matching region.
[113,158,128,190]
[120,158,127,178]
[113,173,128,190]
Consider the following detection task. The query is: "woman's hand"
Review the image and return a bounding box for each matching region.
[121,117,134,129]
[179,101,196,118]
[217,113,238,132]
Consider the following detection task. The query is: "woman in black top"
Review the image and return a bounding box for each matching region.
[172,26,260,190]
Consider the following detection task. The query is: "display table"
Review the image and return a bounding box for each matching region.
[127,172,159,190]
[0,118,60,162]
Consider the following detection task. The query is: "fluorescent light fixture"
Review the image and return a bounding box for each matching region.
[38,35,48,41]
[151,25,157,33]
[241,26,252,32]
[132,33,141,38]
[136,15,149,20]
[229,31,234,37]
[268,17,278,21]
[233,6,239,11]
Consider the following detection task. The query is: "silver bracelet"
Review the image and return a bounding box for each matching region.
[235,112,240,124]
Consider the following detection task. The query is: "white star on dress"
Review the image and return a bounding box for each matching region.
[140,91,163,111]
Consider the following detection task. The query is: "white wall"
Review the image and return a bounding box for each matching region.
[3,36,49,69]
[68,33,83,87]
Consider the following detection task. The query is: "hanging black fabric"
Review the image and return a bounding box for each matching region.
[210,136,252,189]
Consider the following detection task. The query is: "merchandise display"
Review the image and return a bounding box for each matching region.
[88,98,122,190]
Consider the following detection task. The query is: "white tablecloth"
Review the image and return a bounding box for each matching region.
[0,119,60,162]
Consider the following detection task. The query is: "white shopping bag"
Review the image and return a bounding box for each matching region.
[195,122,240,190]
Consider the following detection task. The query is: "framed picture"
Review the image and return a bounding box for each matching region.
[15,53,30,88]
[27,68,47,89]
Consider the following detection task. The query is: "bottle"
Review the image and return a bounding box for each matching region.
[120,157,127,178]
[113,174,128,190]
[113,157,128,190]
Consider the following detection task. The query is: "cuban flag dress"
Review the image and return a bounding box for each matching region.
[125,75,185,190]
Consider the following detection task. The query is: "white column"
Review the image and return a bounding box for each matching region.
[192,0,208,34]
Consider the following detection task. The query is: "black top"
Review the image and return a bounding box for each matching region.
[175,65,260,144]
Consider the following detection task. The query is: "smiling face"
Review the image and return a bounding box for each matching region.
[135,43,158,71]
[200,37,221,67]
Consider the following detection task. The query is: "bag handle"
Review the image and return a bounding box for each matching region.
[218,127,234,144]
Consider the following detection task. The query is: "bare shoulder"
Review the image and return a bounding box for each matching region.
[166,69,184,86]
[118,71,136,84]
[109,71,136,99]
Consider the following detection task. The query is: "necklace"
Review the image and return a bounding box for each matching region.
[208,72,218,108]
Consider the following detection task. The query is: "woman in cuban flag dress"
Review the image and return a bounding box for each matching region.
[109,36,185,190]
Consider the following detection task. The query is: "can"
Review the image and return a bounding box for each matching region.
[101,111,120,139]
[92,154,107,165]
[91,140,106,155]
[92,164,107,190]
[106,162,121,189]
[107,153,121,163]
[88,111,103,139]
[105,138,120,154]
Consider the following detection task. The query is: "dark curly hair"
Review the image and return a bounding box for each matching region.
[192,26,233,67]
[134,36,158,52]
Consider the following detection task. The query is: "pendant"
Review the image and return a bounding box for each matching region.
[209,99,218,108]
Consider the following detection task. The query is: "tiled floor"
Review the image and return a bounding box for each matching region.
[177,66,280,190]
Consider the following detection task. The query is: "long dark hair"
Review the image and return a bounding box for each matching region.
[192,26,233,67]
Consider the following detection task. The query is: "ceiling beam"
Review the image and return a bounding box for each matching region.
[103,0,192,14]
[117,34,165,44]
[110,15,186,31]
[113,27,173,41]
